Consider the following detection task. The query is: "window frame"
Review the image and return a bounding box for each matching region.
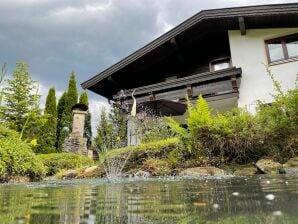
[209,57,232,72]
[265,33,298,64]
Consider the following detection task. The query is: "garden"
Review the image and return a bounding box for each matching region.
[0,61,297,182]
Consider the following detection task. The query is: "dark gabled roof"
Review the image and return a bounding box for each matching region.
[81,3,298,94]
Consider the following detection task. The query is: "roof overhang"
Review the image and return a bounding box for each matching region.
[81,3,298,99]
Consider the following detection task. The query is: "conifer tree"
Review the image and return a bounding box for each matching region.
[37,87,57,153]
[56,91,67,150]
[79,90,88,106]
[79,91,92,147]
[95,105,127,151]
[57,72,78,150]
[0,62,43,139]
[67,71,78,108]
[94,107,113,152]
[109,105,126,148]
[0,63,7,106]
[57,92,67,126]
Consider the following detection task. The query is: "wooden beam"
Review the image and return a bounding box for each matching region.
[170,38,178,49]
[149,92,155,101]
[231,75,238,92]
[107,75,121,88]
[170,37,188,75]
[123,78,240,104]
[238,17,246,35]
[186,85,193,97]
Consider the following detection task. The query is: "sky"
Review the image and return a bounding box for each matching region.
[0,0,296,133]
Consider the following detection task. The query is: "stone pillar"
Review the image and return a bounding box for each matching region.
[127,116,141,146]
[62,104,89,157]
[72,110,87,137]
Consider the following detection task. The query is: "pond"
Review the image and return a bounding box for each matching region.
[0,175,297,224]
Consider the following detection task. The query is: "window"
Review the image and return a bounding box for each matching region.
[265,33,298,63]
[210,57,231,72]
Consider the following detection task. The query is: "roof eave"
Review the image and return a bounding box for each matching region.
[81,3,298,90]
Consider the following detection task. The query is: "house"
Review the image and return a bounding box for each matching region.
[81,3,298,144]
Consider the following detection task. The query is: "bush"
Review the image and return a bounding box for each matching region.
[0,125,45,181]
[167,96,264,165]
[107,138,182,159]
[37,153,94,176]
[202,109,263,164]
[257,84,298,162]
[167,71,298,165]
[141,158,172,176]
[105,138,184,170]
[138,116,176,143]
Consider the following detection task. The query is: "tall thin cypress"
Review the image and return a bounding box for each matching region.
[37,87,57,153]
[56,91,67,150]
[57,72,78,150]
[79,91,92,147]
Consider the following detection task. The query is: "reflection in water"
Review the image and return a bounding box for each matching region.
[0,176,298,224]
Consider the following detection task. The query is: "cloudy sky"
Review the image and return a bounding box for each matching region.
[0,0,295,133]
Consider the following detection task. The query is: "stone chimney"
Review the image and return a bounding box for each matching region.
[62,104,89,156]
[72,109,87,138]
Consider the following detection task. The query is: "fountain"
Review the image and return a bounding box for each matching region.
[102,90,133,180]
[103,152,131,180]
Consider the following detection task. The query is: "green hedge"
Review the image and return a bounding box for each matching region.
[37,153,94,176]
[105,138,184,169]
[0,125,45,181]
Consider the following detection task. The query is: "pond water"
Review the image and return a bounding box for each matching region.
[0,175,298,224]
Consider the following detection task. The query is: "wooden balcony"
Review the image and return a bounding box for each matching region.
[113,67,242,104]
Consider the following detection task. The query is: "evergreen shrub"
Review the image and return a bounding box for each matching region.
[37,153,94,176]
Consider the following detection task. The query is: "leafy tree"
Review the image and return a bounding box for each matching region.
[37,87,57,153]
[79,91,92,147]
[0,62,44,140]
[57,72,78,150]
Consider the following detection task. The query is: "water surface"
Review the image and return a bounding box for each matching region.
[0,175,298,224]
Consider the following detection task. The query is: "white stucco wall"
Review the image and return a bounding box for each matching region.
[228,28,298,112]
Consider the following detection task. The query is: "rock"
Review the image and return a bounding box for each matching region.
[256,159,282,175]
[58,169,78,180]
[234,167,258,176]
[134,170,151,178]
[179,167,225,177]
[7,176,30,184]
[284,157,298,167]
[78,166,105,178]
[283,167,298,175]
[283,157,298,175]
[44,176,57,181]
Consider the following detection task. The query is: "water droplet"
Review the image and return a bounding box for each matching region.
[266,180,271,184]
[273,211,282,216]
[232,192,239,196]
[265,194,275,200]
[212,203,219,209]
[285,181,289,185]
[193,202,207,207]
